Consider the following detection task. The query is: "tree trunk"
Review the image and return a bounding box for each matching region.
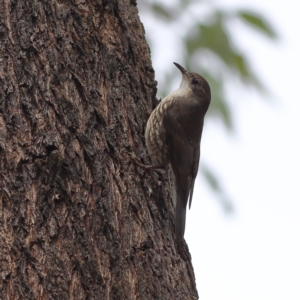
[0,0,198,299]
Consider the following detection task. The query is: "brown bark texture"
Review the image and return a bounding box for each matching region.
[0,0,198,299]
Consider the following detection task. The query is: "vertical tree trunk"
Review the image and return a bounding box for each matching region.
[0,0,198,299]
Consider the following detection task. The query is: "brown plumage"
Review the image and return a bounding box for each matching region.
[145,62,211,238]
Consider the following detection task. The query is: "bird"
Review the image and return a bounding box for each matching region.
[145,62,211,238]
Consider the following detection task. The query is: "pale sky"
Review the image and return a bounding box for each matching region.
[141,1,300,299]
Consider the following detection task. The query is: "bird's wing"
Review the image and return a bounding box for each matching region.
[163,99,202,196]
[163,109,190,144]
[169,135,193,237]
[188,144,200,209]
[163,99,203,237]
[163,104,193,237]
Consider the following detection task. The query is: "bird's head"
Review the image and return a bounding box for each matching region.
[174,62,211,102]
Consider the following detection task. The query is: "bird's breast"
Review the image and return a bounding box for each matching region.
[145,100,172,166]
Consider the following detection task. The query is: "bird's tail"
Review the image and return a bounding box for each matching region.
[169,167,189,238]
[175,192,187,238]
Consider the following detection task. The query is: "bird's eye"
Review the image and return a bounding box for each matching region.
[192,79,199,85]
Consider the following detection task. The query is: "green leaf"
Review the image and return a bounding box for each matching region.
[201,163,234,213]
[151,4,172,20]
[238,11,277,39]
[202,164,221,192]
[233,53,250,78]
[185,12,265,91]
[201,71,233,129]
[186,13,241,71]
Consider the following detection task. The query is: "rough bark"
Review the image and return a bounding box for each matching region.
[0,0,198,299]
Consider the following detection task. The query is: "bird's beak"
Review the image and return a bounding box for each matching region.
[174,62,189,89]
[173,62,187,75]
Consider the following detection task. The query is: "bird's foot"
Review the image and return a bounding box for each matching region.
[124,151,163,180]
